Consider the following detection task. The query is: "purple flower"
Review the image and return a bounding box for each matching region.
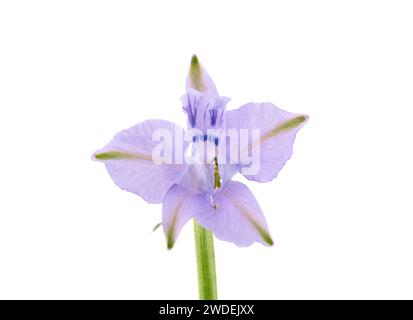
[93,56,308,248]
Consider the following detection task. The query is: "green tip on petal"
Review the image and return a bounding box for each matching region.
[190,54,205,91]
[166,211,179,250]
[262,115,308,143]
[191,54,200,68]
[93,151,152,161]
[249,219,274,246]
[278,115,308,132]
[261,231,274,246]
[94,151,127,160]
[167,231,175,250]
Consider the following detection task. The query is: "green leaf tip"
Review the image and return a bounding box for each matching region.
[152,222,162,233]
[189,54,205,91]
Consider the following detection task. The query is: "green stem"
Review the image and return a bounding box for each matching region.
[194,221,217,300]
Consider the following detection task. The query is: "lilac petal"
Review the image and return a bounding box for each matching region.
[225,102,308,183]
[186,55,219,97]
[196,181,273,247]
[93,120,187,204]
[162,185,206,249]
[179,164,211,193]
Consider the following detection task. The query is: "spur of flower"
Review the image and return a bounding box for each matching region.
[93,55,308,299]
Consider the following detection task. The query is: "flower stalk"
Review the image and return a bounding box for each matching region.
[194,220,217,300]
[190,55,218,300]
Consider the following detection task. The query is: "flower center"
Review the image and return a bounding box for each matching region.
[181,91,230,132]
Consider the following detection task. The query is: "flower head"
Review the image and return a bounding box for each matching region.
[93,55,308,249]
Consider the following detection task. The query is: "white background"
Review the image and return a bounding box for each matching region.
[1,1,412,299]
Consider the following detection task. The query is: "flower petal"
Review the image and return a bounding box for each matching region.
[186,55,219,97]
[225,102,308,182]
[196,181,273,247]
[93,120,187,204]
[162,185,205,249]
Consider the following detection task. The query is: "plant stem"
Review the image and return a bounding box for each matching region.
[193,220,217,300]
